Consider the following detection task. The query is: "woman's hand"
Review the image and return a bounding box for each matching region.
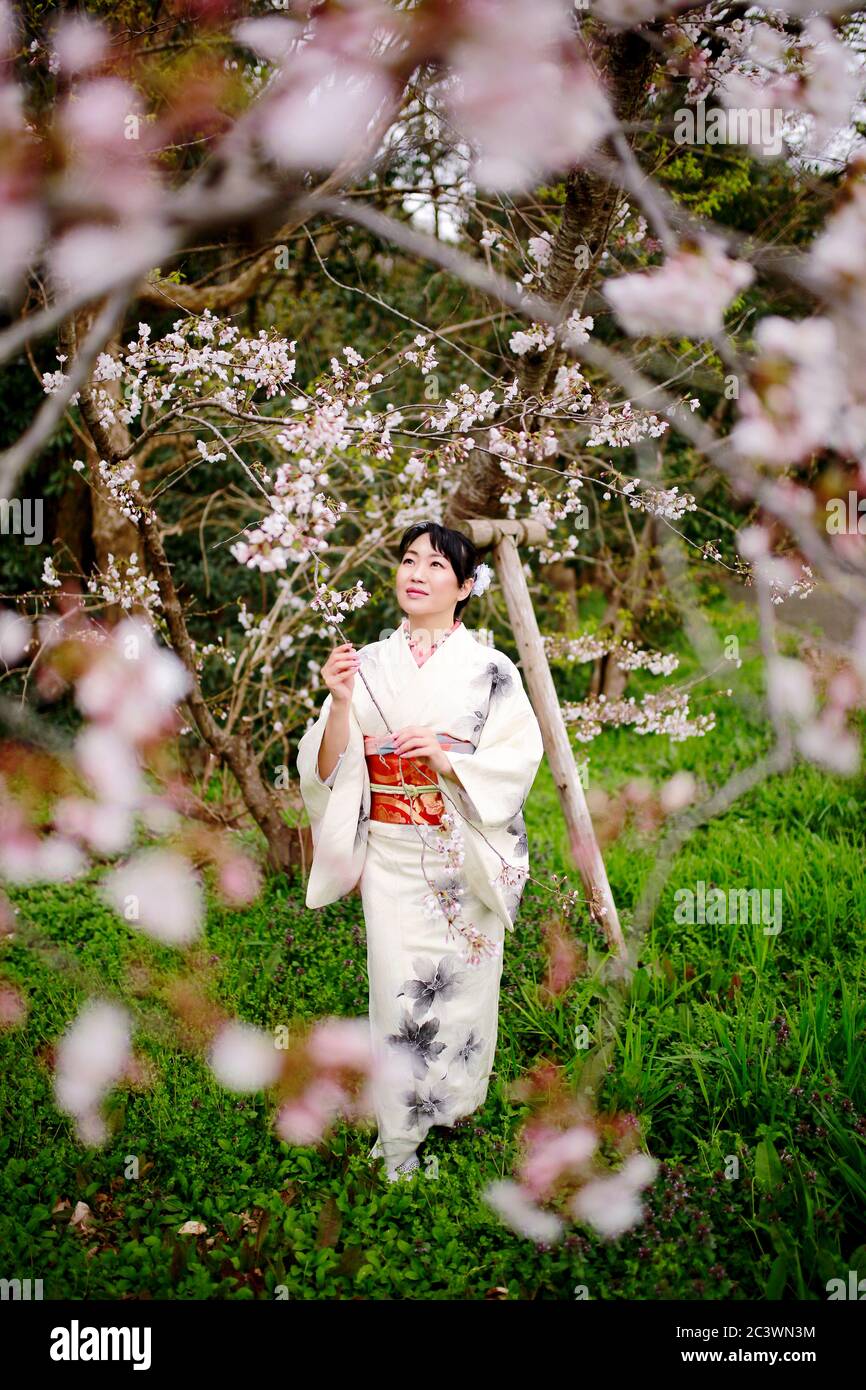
[321,641,360,706]
[393,725,453,777]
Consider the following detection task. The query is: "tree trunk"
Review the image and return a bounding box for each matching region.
[60,310,141,624]
[589,516,657,699]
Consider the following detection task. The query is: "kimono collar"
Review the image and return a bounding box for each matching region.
[400,615,462,667]
[387,616,475,677]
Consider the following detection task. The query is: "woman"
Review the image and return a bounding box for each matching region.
[296,522,545,1180]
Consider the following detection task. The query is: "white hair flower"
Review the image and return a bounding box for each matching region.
[471,562,492,597]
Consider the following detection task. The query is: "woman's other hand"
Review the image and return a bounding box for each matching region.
[393,725,452,777]
[322,642,360,706]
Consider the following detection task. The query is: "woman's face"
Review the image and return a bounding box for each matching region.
[397,532,472,621]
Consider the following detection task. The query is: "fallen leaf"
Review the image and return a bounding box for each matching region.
[70,1201,95,1231]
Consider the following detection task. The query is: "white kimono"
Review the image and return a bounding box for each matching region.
[296,620,545,1174]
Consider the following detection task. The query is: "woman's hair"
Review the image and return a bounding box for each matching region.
[397,521,479,620]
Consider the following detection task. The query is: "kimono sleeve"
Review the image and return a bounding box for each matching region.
[442,653,545,830]
[316,750,344,789]
[295,692,369,908]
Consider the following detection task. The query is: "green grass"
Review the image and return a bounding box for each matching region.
[0,596,864,1299]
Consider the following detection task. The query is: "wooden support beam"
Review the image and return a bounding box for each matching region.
[462,517,626,960]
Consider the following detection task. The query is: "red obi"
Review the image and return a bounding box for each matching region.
[363,733,474,827]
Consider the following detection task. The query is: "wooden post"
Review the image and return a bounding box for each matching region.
[462,517,626,961]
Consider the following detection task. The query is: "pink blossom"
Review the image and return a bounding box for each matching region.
[604,238,754,337]
[519,1123,598,1200]
[736,525,770,562]
[0,204,45,304]
[810,181,866,287]
[51,15,108,74]
[258,55,392,171]
[60,78,142,151]
[208,1021,283,1092]
[797,710,860,775]
[571,1152,658,1239]
[731,316,843,466]
[74,619,192,746]
[660,771,697,814]
[0,610,31,665]
[0,833,86,884]
[53,999,132,1147]
[483,1178,565,1243]
[50,220,175,299]
[232,16,300,64]
[767,656,816,726]
[447,0,612,191]
[275,1077,348,1145]
[74,726,142,808]
[307,1016,374,1072]
[0,0,19,57]
[796,18,863,156]
[54,797,133,856]
[101,848,204,946]
[595,0,671,26]
[217,854,261,906]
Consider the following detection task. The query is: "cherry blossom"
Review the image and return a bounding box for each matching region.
[208,1021,283,1092]
[731,316,847,466]
[74,618,192,746]
[571,1152,658,1239]
[604,238,754,337]
[100,848,204,946]
[0,610,31,665]
[484,1177,566,1243]
[53,999,133,1147]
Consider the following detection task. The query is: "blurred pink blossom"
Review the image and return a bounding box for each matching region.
[0,832,86,884]
[448,0,612,190]
[731,316,844,465]
[307,1016,373,1072]
[767,656,816,726]
[519,1123,598,1200]
[232,16,302,65]
[101,847,204,946]
[51,15,109,75]
[660,771,697,813]
[604,238,754,337]
[258,54,392,170]
[275,1076,349,1145]
[74,725,143,808]
[0,610,31,665]
[483,1178,565,1243]
[217,854,262,907]
[570,1152,658,1239]
[53,998,132,1147]
[75,619,192,746]
[0,204,45,304]
[54,797,134,856]
[208,1020,283,1092]
[797,708,861,775]
[50,220,175,298]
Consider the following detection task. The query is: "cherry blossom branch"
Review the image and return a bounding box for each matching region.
[0,285,133,500]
